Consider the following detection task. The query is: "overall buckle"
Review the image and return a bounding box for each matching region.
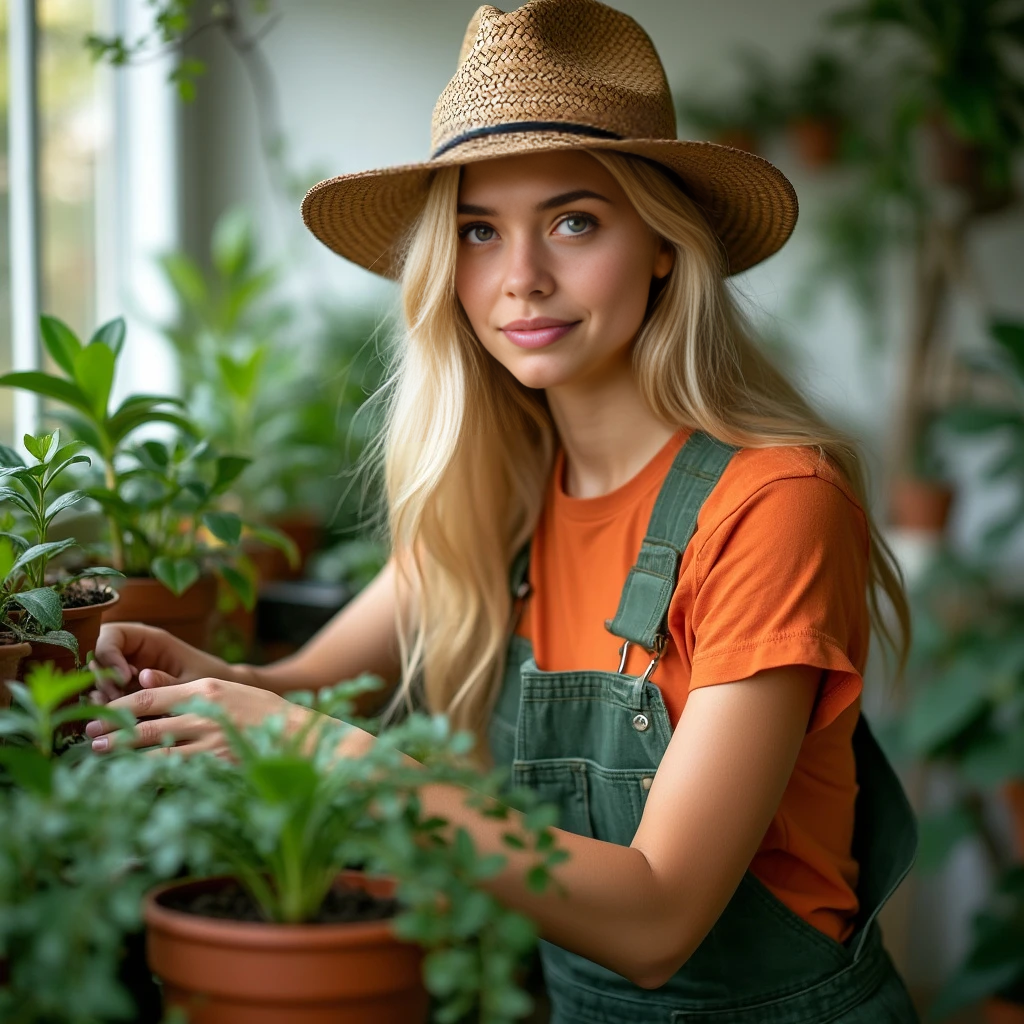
[616,633,667,684]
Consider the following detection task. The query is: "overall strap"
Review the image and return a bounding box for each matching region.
[605,430,738,650]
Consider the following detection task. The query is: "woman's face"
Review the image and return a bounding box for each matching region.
[454,150,674,392]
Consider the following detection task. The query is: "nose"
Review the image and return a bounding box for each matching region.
[501,231,555,301]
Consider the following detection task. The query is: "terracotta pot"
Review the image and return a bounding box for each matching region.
[244,511,325,585]
[0,641,32,706]
[145,872,429,1024]
[984,997,1024,1024]
[789,115,842,169]
[101,575,219,652]
[923,112,1016,214]
[19,590,120,677]
[888,477,955,534]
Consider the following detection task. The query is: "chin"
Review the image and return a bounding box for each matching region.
[506,360,574,391]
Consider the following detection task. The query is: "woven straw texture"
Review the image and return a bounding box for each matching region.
[302,0,798,280]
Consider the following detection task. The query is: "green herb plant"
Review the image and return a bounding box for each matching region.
[0,430,124,661]
[0,315,297,608]
[0,663,193,1024]
[169,677,568,1024]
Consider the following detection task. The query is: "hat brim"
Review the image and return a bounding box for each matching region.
[301,131,798,280]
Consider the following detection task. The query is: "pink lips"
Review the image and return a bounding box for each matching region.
[501,317,579,349]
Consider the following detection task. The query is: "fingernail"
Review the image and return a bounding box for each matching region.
[85,721,100,737]
[92,737,108,751]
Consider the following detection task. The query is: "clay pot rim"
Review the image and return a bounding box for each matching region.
[144,873,403,950]
[60,588,120,618]
[0,639,33,656]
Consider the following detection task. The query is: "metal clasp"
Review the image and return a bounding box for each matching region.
[616,633,667,684]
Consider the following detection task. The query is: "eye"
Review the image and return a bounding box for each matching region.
[459,223,497,244]
[554,214,595,236]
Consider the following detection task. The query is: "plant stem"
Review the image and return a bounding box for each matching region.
[104,460,126,573]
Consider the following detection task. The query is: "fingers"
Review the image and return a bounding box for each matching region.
[90,712,212,752]
[138,668,180,689]
[145,735,228,759]
[86,678,215,737]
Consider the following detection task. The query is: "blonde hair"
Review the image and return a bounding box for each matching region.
[371,149,910,761]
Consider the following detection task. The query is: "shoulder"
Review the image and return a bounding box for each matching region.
[693,444,869,566]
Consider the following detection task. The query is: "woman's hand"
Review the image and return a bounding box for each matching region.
[87,623,257,705]
[84,676,315,757]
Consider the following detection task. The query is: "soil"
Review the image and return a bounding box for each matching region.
[0,631,22,646]
[160,878,401,925]
[56,579,116,609]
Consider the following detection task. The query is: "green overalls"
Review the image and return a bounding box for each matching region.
[489,431,920,1024]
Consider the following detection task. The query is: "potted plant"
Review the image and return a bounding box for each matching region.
[891,318,1024,1020]
[0,429,124,675]
[143,679,565,1024]
[0,315,296,651]
[674,46,787,155]
[783,49,852,170]
[0,662,190,1023]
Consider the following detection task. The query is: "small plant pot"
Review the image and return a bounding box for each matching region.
[244,511,325,584]
[0,639,32,705]
[102,575,219,652]
[145,872,429,1024]
[788,115,842,170]
[888,477,955,534]
[20,588,121,678]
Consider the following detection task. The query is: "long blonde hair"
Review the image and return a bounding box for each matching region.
[371,149,909,759]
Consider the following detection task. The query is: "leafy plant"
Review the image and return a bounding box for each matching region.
[0,430,124,657]
[0,315,297,607]
[0,664,192,1024]
[165,678,567,1023]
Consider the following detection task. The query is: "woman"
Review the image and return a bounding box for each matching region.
[87,1,919,1020]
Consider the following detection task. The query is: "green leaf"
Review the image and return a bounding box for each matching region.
[11,587,64,632]
[89,316,126,359]
[941,405,1022,435]
[960,729,1024,787]
[0,746,53,795]
[12,538,78,575]
[246,523,300,568]
[220,564,254,611]
[40,315,83,376]
[906,664,988,753]
[211,206,255,280]
[989,319,1024,379]
[159,252,207,310]
[212,455,250,494]
[33,629,81,658]
[22,660,94,711]
[151,556,201,596]
[0,371,94,416]
[23,432,50,462]
[107,408,196,446]
[916,806,976,873]
[0,536,16,579]
[73,341,116,419]
[0,485,35,517]
[202,511,242,546]
[0,443,25,468]
[44,489,87,523]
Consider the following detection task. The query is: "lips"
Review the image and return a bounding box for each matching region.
[500,317,580,349]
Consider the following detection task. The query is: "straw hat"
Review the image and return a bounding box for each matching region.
[301,0,798,279]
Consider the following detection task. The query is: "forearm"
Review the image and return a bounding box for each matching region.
[415,776,691,988]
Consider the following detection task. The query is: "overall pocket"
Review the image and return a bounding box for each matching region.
[512,759,594,838]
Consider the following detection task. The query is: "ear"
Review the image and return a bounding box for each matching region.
[653,238,675,280]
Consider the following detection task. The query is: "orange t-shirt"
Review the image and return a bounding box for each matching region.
[514,426,868,942]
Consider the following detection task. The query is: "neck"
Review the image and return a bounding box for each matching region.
[546,365,679,499]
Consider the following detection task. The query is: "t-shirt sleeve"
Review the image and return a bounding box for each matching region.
[685,474,870,733]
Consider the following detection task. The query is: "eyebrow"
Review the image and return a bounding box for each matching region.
[456,189,613,216]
